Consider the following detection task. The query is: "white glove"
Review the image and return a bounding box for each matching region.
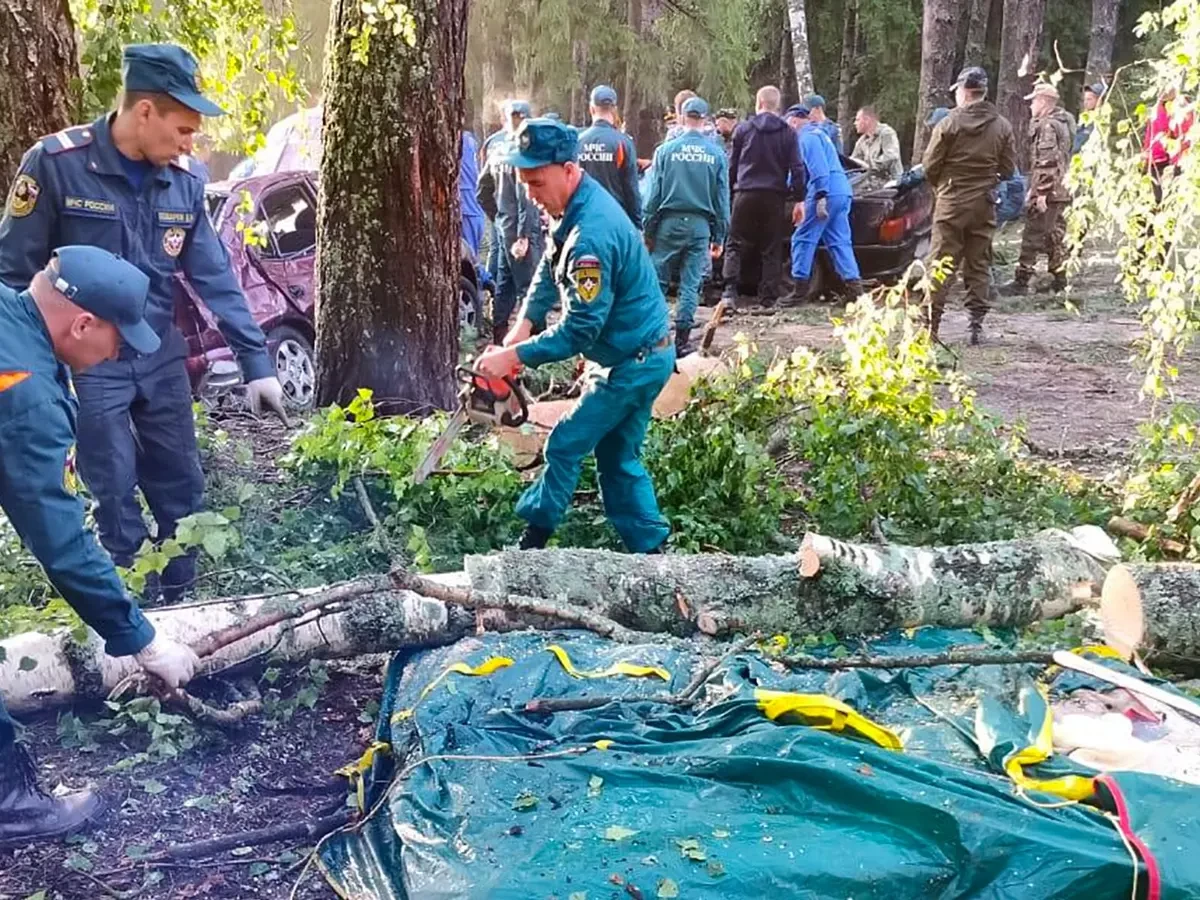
[247,376,290,425]
[135,634,201,689]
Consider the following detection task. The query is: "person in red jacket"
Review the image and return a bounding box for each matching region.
[1145,85,1193,203]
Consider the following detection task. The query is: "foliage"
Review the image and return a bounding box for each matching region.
[1115,402,1200,559]
[1068,0,1200,398]
[69,0,304,156]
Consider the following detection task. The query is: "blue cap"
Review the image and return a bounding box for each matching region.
[785,104,810,119]
[45,247,157,354]
[590,84,618,106]
[681,97,709,118]
[1085,82,1105,96]
[122,44,225,117]
[926,107,950,127]
[505,99,532,118]
[803,94,826,109]
[950,66,989,92]
[508,118,579,168]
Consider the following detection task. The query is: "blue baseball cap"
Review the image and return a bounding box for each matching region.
[803,94,826,109]
[44,247,158,354]
[508,118,579,168]
[681,97,709,118]
[926,107,950,127]
[505,99,532,118]
[590,84,618,106]
[785,104,810,119]
[122,44,225,117]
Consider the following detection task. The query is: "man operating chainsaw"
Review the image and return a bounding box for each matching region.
[474,118,675,553]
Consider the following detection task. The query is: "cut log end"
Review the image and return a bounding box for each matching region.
[798,546,821,578]
[1100,563,1145,661]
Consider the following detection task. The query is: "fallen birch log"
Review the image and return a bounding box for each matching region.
[1101,562,1200,661]
[466,526,1117,638]
[0,574,475,714]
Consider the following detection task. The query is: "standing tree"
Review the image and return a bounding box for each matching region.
[787,0,814,99]
[997,0,1047,169]
[835,0,858,154]
[1086,0,1122,83]
[314,0,466,411]
[913,0,961,160]
[963,0,993,67]
[0,0,76,183]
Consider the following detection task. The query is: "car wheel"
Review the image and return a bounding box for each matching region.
[268,325,316,410]
[460,275,482,331]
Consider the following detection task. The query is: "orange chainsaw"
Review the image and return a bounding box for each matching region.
[412,360,530,484]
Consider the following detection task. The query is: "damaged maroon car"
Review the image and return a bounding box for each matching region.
[177,170,482,410]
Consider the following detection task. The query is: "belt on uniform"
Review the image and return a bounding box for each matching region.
[633,335,671,362]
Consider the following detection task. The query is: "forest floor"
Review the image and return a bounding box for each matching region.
[0,238,1183,900]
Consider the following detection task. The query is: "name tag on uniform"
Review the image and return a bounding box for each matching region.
[63,196,118,218]
[156,209,196,227]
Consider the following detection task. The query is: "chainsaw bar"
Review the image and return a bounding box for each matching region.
[413,407,469,485]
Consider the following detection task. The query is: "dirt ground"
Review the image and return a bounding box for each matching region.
[0,242,1183,900]
[705,242,1196,456]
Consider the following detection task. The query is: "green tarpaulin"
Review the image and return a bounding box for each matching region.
[317,628,1200,899]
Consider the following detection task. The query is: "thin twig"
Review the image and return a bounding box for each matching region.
[679,633,760,701]
[780,647,1056,671]
[523,694,690,713]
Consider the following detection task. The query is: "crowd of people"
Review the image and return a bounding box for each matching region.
[468,66,1107,349]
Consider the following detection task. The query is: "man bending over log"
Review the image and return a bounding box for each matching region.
[0,247,199,847]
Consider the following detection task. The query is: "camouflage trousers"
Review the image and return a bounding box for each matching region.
[1016,200,1068,278]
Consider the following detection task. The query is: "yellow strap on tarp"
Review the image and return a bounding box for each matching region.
[546,644,670,681]
[754,689,904,751]
[1003,685,1096,803]
[335,740,392,812]
[391,656,514,723]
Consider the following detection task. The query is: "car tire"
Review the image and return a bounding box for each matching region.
[461,275,483,331]
[268,325,316,410]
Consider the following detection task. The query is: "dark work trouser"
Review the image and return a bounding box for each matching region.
[926,193,997,330]
[493,236,543,340]
[0,696,15,752]
[73,327,204,602]
[1016,200,1068,279]
[722,190,787,301]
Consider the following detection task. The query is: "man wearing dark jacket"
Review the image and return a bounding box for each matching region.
[721,85,805,308]
[922,67,1016,345]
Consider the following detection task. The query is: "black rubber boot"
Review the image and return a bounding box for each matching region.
[675,325,694,359]
[518,524,553,550]
[777,280,809,308]
[842,280,866,300]
[0,744,104,849]
[969,320,983,346]
[1048,272,1068,293]
[999,274,1031,297]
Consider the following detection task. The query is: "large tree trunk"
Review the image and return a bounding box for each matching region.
[913,0,962,161]
[835,0,858,155]
[0,0,76,184]
[786,0,814,100]
[962,0,993,67]
[622,0,641,131]
[997,0,1048,171]
[778,12,794,108]
[1101,563,1200,662]
[314,0,464,413]
[1085,0,1121,84]
[467,528,1113,638]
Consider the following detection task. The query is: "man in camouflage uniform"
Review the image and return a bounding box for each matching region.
[1002,83,1075,295]
[921,67,1016,345]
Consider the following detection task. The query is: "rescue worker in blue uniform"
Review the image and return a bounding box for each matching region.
[0,246,201,847]
[477,100,544,345]
[784,105,862,304]
[475,119,674,553]
[577,85,642,229]
[643,97,730,357]
[478,102,527,287]
[459,129,486,259]
[0,45,288,605]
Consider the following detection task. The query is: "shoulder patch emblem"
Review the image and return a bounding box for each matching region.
[163,227,187,257]
[7,174,39,218]
[572,254,602,303]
